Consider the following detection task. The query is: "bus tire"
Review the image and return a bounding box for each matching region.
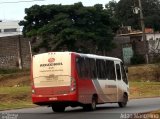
[83,97,97,111]
[118,93,128,108]
[51,105,65,112]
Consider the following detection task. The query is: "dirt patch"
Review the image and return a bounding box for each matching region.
[12,93,31,101]
[128,64,159,81]
[129,82,160,99]
[0,72,30,87]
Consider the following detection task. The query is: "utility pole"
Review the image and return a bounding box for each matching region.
[29,41,32,60]
[18,34,22,69]
[138,0,149,63]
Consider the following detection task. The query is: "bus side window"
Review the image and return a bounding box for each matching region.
[116,64,121,80]
[96,59,106,80]
[76,57,86,78]
[84,58,91,79]
[101,60,107,79]
[89,58,97,79]
[106,60,116,80]
[120,62,128,84]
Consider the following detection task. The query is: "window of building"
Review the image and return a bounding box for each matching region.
[116,64,121,80]
[156,38,159,41]
[4,28,17,32]
[106,60,116,80]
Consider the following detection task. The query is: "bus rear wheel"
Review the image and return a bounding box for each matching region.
[51,105,65,112]
[83,97,97,111]
[118,93,128,108]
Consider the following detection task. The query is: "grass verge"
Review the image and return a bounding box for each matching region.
[129,82,160,99]
[0,86,35,110]
[0,82,160,110]
[0,69,29,74]
[0,102,34,111]
[129,110,160,119]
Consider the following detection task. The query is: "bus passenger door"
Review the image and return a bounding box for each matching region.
[104,60,118,102]
[104,79,118,102]
[115,62,124,102]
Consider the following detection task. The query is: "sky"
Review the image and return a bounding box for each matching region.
[0,0,119,21]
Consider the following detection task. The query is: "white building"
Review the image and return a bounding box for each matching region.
[0,20,22,37]
[146,33,160,54]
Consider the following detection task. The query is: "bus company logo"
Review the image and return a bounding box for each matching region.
[48,58,55,63]
[40,62,63,67]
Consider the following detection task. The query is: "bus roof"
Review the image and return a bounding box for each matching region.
[76,53,121,62]
[33,51,122,62]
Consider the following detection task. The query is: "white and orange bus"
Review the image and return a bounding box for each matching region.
[31,52,129,112]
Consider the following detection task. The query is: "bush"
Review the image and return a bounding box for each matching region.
[151,54,160,63]
[131,55,145,65]
[0,69,29,74]
[152,56,160,81]
[151,63,160,81]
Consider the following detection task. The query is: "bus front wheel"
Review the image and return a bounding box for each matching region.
[118,93,128,108]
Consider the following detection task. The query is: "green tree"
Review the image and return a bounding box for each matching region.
[105,0,120,33]
[111,0,160,31]
[20,2,118,53]
[115,0,140,29]
[105,0,117,18]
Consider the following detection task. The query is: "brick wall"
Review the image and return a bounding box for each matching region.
[107,35,147,64]
[107,36,131,60]
[131,36,146,55]
[0,35,31,69]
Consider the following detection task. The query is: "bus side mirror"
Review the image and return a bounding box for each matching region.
[125,66,128,73]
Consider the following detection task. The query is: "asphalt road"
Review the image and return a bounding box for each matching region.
[0,97,160,119]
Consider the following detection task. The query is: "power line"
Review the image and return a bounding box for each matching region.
[0,0,45,4]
